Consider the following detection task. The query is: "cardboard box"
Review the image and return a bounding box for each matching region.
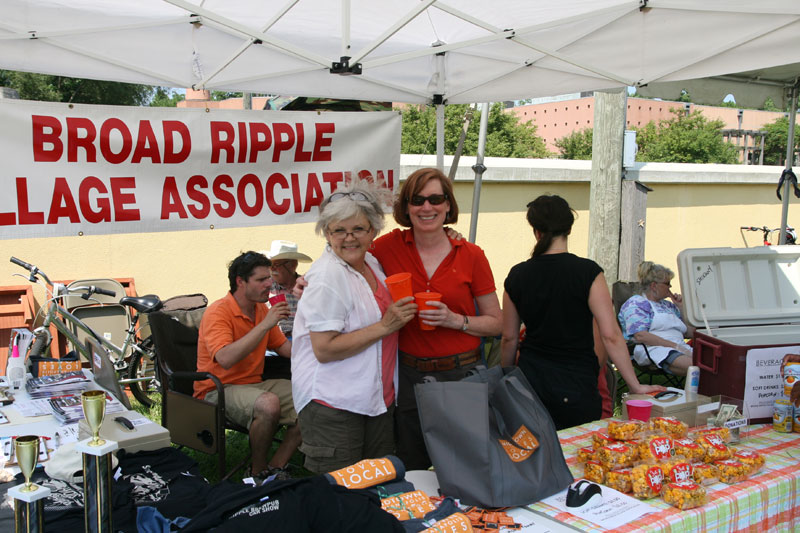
[622,389,711,427]
[78,409,170,453]
[677,247,800,423]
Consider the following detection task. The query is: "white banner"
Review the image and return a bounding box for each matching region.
[0,99,400,239]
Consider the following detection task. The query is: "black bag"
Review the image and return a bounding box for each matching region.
[415,365,573,507]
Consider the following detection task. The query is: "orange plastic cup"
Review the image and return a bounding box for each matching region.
[415,292,442,331]
[385,272,413,302]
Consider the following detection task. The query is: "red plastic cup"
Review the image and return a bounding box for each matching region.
[415,292,442,331]
[269,294,286,306]
[626,399,653,422]
[385,272,413,302]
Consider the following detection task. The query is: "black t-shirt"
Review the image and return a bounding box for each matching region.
[504,252,602,368]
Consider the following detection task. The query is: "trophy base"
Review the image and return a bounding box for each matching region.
[8,484,51,503]
[75,438,118,456]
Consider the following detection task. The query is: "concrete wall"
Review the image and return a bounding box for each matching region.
[2,156,796,317]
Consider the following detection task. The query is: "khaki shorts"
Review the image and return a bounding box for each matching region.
[298,401,394,474]
[205,379,297,430]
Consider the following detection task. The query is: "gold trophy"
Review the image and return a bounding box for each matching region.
[81,390,107,446]
[15,435,40,492]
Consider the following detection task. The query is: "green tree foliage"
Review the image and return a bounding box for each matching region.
[762,116,800,166]
[150,87,185,107]
[211,91,242,101]
[0,70,152,105]
[762,97,781,112]
[555,128,593,160]
[634,109,738,164]
[400,103,550,158]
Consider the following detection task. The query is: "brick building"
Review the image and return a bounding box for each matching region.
[507,95,789,163]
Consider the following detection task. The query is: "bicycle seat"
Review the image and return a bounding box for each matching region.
[120,295,163,314]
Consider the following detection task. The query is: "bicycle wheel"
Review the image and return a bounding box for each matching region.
[128,337,159,408]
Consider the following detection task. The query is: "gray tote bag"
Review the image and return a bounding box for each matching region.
[415,365,573,507]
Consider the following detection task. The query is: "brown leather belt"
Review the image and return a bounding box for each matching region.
[399,348,480,372]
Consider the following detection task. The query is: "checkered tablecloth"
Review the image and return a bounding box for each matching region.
[527,420,800,532]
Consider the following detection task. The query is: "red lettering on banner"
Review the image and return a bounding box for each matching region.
[212,174,236,218]
[238,173,263,216]
[0,209,14,225]
[79,177,111,223]
[109,177,140,221]
[266,173,290,215]
[161,177,188,219]
[163,121,191,164]
[313,123,334,161]
[290,173,302,213]
[322,171,344,191]
[272,123,293,163]
[32,115,63,162]
[186,175,211,218]
[47,177,81,224]
[376,169,394,189]
[237,122,248,164]
[210,122,235,164]
[66,117,98,162]
[33,116,192,164]
[294,124,312,162]
[249,123,272,163]
[100,119,133,164]
[131,120,161,164]
[304,173,324,213]
[17,178,45,224]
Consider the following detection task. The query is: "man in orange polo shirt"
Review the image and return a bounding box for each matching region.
[195,251,302,482]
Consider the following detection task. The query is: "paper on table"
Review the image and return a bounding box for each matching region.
[539,479,658,530]
[505,507,581,533]
[13,398,54,418]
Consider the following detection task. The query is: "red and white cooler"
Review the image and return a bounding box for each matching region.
[677,246,800,423]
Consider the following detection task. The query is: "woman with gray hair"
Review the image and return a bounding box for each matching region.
[291,179,417,473]
[618,261,695,376]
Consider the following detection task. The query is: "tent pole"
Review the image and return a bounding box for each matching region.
[436,104,445,169]
[469,102,490,243]
[779,84,798,244]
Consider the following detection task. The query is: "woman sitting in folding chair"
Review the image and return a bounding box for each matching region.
[618,261,695,377]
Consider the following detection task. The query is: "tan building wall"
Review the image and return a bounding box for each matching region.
[508,96,788,154]
[3,157,796,325]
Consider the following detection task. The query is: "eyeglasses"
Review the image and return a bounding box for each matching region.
[409,193,448,206]
[328,225,373,240]
[271,262,293,271]
[657,281,672,288]
[329,191,370,203]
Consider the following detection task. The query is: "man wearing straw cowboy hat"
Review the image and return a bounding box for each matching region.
[262,240,313,381]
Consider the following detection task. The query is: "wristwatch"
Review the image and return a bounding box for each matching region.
[461,314,469,332]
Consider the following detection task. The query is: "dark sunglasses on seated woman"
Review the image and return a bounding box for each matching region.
[409,193,448,206]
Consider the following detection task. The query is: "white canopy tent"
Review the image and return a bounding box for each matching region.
[2,0,800,239]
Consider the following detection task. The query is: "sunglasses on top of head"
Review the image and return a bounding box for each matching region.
[409,193,448,206]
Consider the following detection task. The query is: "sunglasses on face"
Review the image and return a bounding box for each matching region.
[409,193,448,206]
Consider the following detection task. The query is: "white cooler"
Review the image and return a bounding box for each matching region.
[677,246,800,423]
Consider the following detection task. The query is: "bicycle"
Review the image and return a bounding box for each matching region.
[740,226,797,247]
[9,257,163,407]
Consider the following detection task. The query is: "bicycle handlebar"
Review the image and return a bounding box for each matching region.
[9,256,52,285]
[10,257,116,298]
[91,286,117,297]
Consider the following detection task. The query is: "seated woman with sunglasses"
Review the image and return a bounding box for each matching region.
[370,167,503,470]
[291,179,417,473]
[618,261,694,376]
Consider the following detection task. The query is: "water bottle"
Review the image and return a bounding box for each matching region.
[6,344,26,390]
[684,365,700,401]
